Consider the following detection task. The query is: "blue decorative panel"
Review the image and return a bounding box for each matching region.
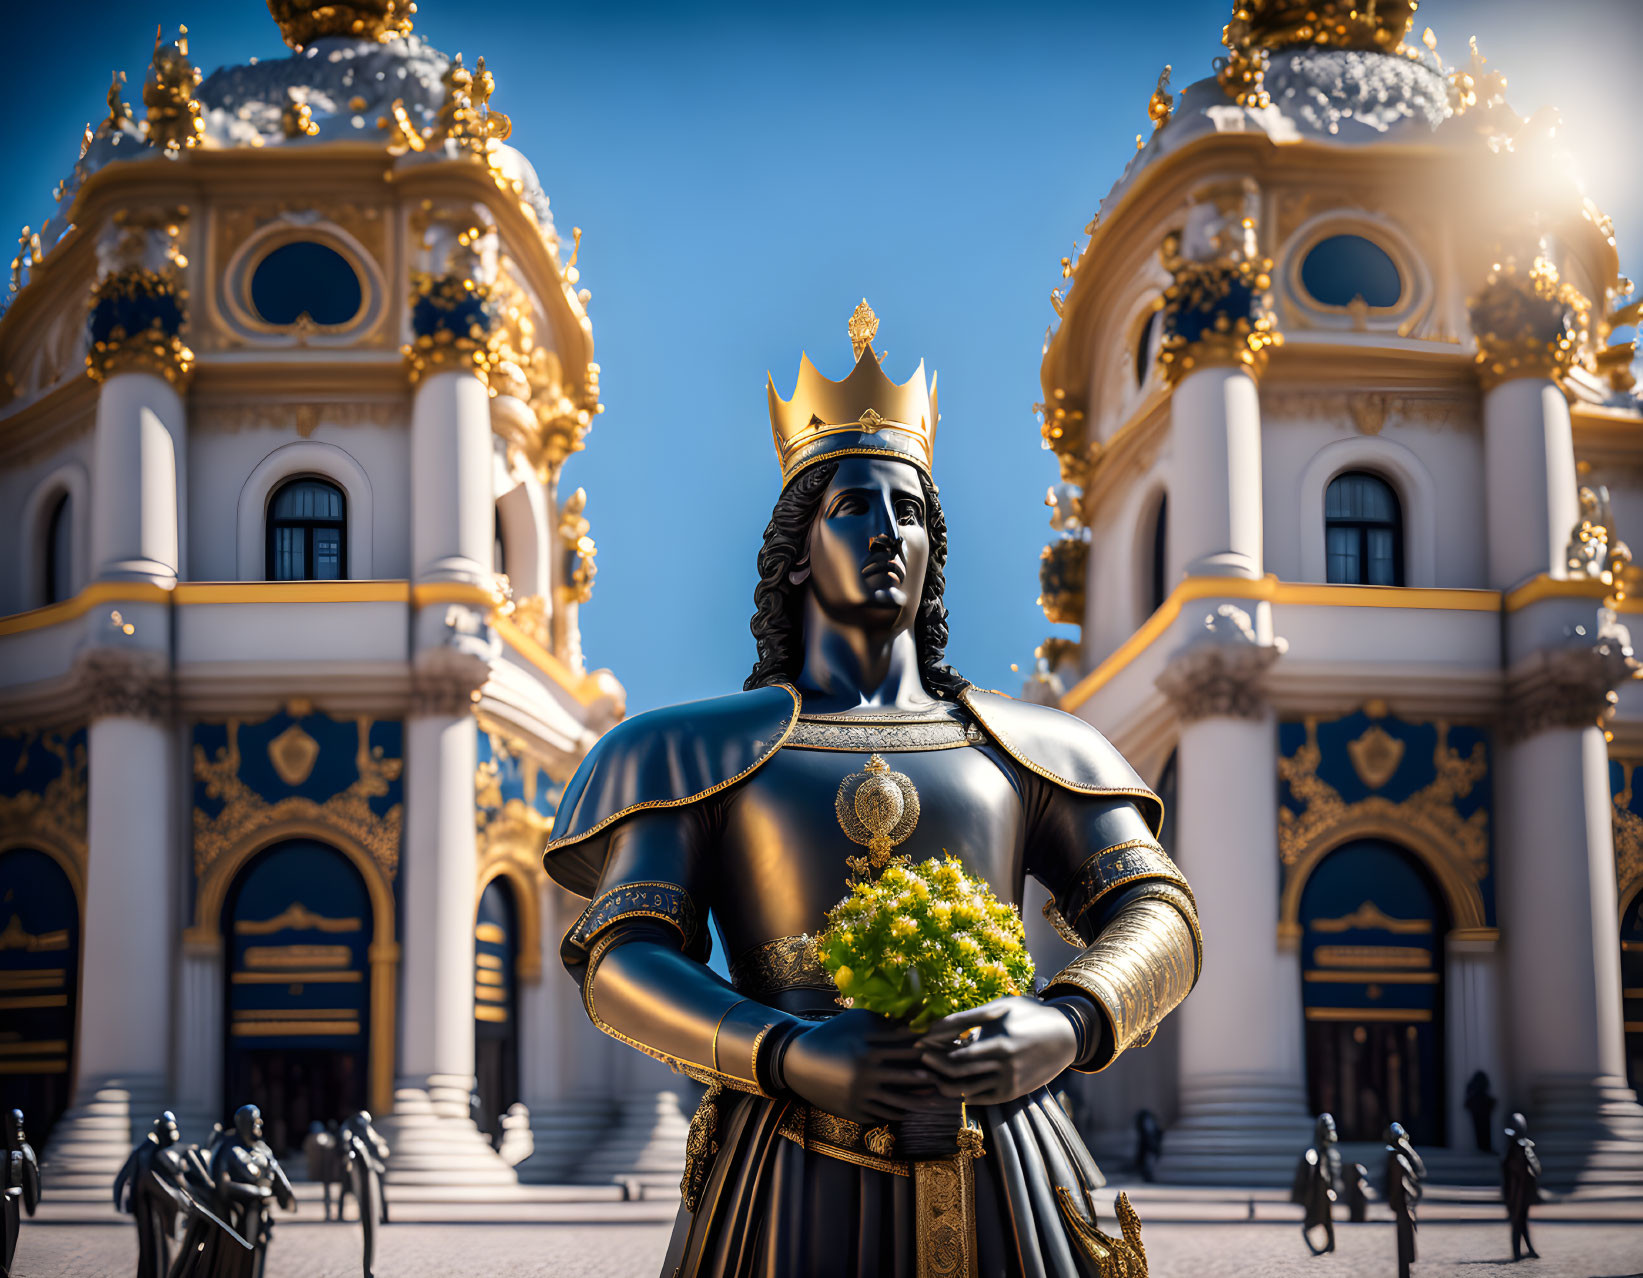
[1279,711,1494,930]
[193,707,402,882]
[475,725,560,845]
[0,727,88,855]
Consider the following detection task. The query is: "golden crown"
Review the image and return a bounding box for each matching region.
[767,301,939,487]
[1227,0,1417,54]
[267,0,416,51]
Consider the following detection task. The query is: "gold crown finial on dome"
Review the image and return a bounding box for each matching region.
[767,304,939,487]
[267,0,416,51]
[1226,0,1417,55]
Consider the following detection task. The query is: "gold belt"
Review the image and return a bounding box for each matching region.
[776,1103,909,1176]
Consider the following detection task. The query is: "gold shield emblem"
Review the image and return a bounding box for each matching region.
[836,754,920,884]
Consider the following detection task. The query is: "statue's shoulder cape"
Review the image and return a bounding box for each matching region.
[543,682,1161,896]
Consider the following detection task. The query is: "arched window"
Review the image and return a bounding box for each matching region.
[1134,311,1161,387]
[249,241,363,328]
[1325,472,1402,586]
[266,478,347,581]
[493,509,507,576]
[43,493,72,604]
[1147,493,1170,614]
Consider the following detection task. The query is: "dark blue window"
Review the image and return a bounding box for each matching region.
[1148,493,1169,614]
[1326,471,1403,587]
[250,241,362,327]
[266,478,346,581]
[1301,234,1402,309]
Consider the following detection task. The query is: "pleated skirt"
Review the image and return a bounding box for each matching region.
[661,1087,1117,1278]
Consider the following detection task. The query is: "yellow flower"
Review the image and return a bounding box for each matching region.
[891,915,917,939]
[835,965,855,990]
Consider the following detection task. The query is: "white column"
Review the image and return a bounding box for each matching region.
[1155,711,1312,1184]
[1498,721,1643,1183]
[516,880,619,1183]
[1153,609,1308,1184]
[45,677,176,1187]
[1445,936,1506,1154]
[383,364,514,1184]
[90,371,186,585]
[1481,377,1578,591]
[412,370,494,586]
[173,939,224,1145]
[1167,364,1264,583]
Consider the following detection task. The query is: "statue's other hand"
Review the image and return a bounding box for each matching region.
[916,996,1079,1105]
[778,1009,938,1125]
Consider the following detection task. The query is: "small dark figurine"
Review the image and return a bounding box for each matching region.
[167,1133,254,1278]
[1501,1112,1542,1261]
[1291,1112,1342,1255]
[1465,1071,1497,1154]
[1133,1109,1163,1183]
[1384,1123,1424,1278]
[339,1111,391,1277]
[209,1104,296,1278]
[1,1109,41,1278]
[1344,1161,1371,1222]
[308,1122,344,1221]
[115,1112,191,1278]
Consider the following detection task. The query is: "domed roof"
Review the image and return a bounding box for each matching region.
[33,22,555,258]
[1101,45,1451,218]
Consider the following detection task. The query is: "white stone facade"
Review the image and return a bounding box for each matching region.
[1029,15,1643,1186]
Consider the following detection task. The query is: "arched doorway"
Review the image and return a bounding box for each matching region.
[0,847,80,1146]
[1299,838,1447,1145]
[473,877,520,1145]
[1622,891,1643,1094]
[222,838,372,1156]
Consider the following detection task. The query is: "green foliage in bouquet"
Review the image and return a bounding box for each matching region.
[814,855,1035,1033]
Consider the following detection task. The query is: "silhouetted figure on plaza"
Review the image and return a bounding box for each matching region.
[1465,1070,1497,1154]
[1291,1112,1341,1255]
[339,1111,391,1277]
[1133,1109,1163,1183]
[307,1122,345,1220]
[1344,1161,1371,1223]
[115,1112,191,1278]
[1501,1112,1541,1261]
[210,1104,295,1278]
[1,1109,41,1278]
[1384,1123,1423,1278]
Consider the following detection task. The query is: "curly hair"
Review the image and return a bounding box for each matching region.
[744,459,967,697]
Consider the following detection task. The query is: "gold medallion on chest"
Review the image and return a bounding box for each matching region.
[835,754,920,884]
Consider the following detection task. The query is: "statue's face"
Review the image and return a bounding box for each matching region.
[804,456,928,632]
[235,1105,263,1142]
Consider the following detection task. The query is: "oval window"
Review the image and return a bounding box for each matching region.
[249,241,363,327]
[1300,234,1402,310]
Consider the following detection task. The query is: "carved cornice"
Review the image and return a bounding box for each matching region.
[410,647,490,718]
[1503,629,1638,743]
[1155,604,1286,723]
[74,647,171,723]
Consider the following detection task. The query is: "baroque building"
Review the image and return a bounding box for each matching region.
[1029,0,1643,1185]
[0,1,666,1187]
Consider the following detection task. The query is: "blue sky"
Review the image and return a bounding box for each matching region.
[4,1,1638,714]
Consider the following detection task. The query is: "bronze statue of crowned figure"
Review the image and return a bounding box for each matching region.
[545,303,1203,1278]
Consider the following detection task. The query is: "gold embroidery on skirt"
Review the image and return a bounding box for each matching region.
[1055,1187,1149,1278]
[913,1153,978,1278]
[680,1084,723,1212]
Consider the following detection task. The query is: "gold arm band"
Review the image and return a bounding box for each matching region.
[1042,891,1200,1074]
[710,999,751,1075]
[582,934,768,1096]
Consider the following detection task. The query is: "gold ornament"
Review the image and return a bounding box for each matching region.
[267,0,416,51]
[835,754,920,884]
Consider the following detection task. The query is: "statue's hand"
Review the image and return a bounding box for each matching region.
[916,996,1079,1105]
[777,1009,937,1126]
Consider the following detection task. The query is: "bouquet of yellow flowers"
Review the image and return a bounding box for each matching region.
[815,855,1034,1033]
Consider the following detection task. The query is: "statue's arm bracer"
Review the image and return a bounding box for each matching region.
[1030,794,1202,1073]
[560,807,804,1096]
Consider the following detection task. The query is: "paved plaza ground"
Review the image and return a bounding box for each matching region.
[15,1186,1643,1277]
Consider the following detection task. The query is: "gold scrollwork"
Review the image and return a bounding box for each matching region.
[1610,762,1643,920]
[1279,717,1488,933]
[0,731,88,896]
[193,717,403,881]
